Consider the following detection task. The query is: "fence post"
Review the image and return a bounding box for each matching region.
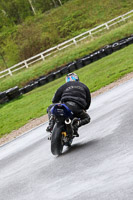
[24,61,29,68]
[56,45,60,51]
[41,54,45,61]
[121,16,125,22]
[89,31,93,38]
[105,23,109,30]
[8,68,12,76]
[73,38,77,45]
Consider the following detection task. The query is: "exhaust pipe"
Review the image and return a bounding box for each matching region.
[65,118,71,124]
[65,118,73,135]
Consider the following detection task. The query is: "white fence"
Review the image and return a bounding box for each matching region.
[0,9,133,79]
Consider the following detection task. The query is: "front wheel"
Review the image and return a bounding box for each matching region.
[51,123,64,156]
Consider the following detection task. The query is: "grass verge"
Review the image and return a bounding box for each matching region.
[0,44,133,137]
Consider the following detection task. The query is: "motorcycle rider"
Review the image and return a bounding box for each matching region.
[46,72,91,137]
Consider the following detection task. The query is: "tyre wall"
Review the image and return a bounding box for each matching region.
[0,35,133,104]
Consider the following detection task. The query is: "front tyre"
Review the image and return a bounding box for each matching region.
[51,123,64,156]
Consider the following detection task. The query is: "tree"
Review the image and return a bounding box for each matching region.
[32,0,57,13]
[0,0,34,25]
[58,0,62,6]
[0,0,65,27]
[28,0,36,15]
[0,52,8,69]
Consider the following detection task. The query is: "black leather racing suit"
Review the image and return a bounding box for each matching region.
[47,81,91,131]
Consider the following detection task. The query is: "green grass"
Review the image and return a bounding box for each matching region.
[1,0,133,69]
[0,44,133,137]
[1,0,133,70]
[0,20,133,92]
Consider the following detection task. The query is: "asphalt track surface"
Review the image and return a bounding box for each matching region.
[0,79,133,200]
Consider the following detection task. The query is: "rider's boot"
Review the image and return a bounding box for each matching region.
[48,134,52,140]
[72,118,80,137]
[46,115,55,140]
[73,126,79,137]
[72,115,91,137]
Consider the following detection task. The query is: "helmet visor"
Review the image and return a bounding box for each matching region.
[66,73,79,82]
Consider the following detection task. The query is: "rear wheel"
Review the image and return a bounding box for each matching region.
[51,123,64,155]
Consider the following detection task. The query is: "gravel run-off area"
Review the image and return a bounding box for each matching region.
[1,72,133,146]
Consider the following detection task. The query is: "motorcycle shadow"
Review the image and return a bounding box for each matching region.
[61,138,99,156]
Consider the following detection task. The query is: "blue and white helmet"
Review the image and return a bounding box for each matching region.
[66,73,79,82]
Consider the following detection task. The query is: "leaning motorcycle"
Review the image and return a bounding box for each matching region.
[50,103,78,156]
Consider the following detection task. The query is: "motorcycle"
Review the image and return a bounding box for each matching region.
[50,103,78,156]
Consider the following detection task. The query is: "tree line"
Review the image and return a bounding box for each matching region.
[0,0,67,28]
[0,0,69,69]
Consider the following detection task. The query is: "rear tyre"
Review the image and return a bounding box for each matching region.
[51,123,64,155]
